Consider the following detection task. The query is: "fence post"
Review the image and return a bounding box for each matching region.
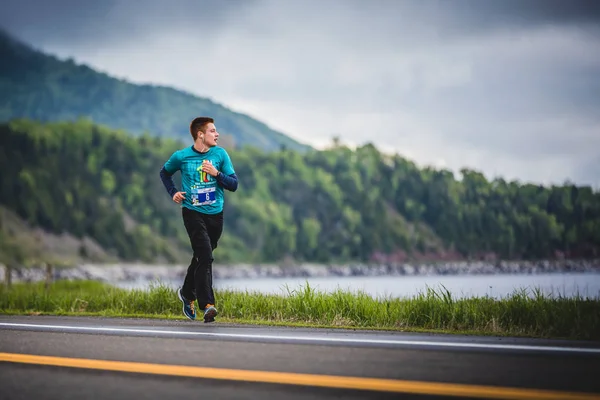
[45,263,53,290]
[4,264,11,288]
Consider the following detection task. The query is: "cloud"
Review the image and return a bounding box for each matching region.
[1,0,599,187]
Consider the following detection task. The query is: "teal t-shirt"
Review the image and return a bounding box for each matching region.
[163,146,235,214]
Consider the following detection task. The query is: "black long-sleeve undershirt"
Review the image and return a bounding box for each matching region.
[159,166,238,196]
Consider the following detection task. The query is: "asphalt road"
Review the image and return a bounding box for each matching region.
[0,315,599,400]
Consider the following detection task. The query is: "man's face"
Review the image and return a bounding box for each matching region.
[202,123,219,146]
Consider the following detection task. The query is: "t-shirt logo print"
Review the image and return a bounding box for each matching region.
[197,160,213,183]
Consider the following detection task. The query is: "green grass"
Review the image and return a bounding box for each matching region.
[1,280,599,340]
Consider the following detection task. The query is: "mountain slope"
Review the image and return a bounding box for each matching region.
[0,30,309,152]
[2,119,599,266]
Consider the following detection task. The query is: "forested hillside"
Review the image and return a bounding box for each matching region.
[0,30,309,152]
[1,119,599,266]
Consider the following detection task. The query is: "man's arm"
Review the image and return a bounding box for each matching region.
[216,172,238,192]
[159,166,179,197]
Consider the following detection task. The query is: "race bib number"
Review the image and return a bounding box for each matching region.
[191,187,216,206]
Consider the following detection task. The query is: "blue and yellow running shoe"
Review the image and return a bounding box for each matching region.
[177,288,196,321]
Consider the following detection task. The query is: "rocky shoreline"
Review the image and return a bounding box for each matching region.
[1,259,599,284]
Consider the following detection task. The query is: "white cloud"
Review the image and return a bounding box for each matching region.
[1,0,599,187]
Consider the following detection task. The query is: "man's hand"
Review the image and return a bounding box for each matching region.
[172,191,186,204]
[202,161,219,177]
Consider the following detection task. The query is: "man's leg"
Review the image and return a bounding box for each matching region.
[178,207,210,320]
[178,256,199,320]
[188,213,217,311]
[181,256,198,302]
[206,211,224,298]
[181,207,207,302]
[194,246,215,311]
[200,212,224,322]
[180,208,223,322]
[207,212,224,251]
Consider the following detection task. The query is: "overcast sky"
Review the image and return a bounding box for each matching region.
[1,0,599,187]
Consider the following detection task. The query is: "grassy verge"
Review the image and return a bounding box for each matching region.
[1,280,599,340]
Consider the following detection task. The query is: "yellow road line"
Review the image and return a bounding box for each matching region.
[1,352,598,399]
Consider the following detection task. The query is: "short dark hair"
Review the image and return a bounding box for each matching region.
[190,117,214,141]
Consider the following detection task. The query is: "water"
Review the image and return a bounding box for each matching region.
[117,272,600,300]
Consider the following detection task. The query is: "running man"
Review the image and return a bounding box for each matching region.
[159,117,238,322]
